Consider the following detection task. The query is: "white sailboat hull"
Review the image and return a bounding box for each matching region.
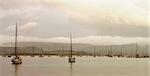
[69,57,76,63]
[11,57,22,64]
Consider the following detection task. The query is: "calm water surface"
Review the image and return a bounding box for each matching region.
[0,56,149,76]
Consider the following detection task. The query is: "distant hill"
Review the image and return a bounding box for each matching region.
[0,42,149,56]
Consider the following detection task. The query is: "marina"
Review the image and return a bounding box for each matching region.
[0,0,149,76]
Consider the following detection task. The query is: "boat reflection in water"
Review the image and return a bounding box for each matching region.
[13,64,20,76]
[69,62,73,76]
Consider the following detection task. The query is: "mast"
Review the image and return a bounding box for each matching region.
[41,48,43,55]
[109,45,112,56]
[15,23,18,57]
[11,23,22,64]
[32,46,34,56]
[146,44,148,57]
[93,46,96,57]
[135,42,138,57]
[70,33,72,58]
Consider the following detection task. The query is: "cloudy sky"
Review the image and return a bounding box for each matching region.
[0,0,149,45]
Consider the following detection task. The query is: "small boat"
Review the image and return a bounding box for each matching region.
[11,23,22,64]
[68,33,75,63]
[7,55,11,58]
[39,54,44,57]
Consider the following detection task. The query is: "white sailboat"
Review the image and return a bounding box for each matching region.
[11,23,22,64]
[39,48,44,57]
[68,33,75,63]
[135,42,140,58]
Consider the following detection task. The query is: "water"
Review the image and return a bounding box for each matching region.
[0,56,149,76]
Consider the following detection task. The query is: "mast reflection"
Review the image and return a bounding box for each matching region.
[69,62,73,76]
[13,64,20,76]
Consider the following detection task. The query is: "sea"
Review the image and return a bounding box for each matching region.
[0,56,149,76]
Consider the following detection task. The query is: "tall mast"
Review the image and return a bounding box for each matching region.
[15,23,18,57]
[70,33,72,58]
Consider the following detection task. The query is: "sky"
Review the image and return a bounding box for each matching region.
[0,0,149,45]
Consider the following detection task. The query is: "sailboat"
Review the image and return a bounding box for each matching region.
[135,42,140,58]
[31,46,35,57]
[39,48,44,57]
[93,46,96,58]
[11,23,22,64]
[107,45,113,57]
[68,33,75,63]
